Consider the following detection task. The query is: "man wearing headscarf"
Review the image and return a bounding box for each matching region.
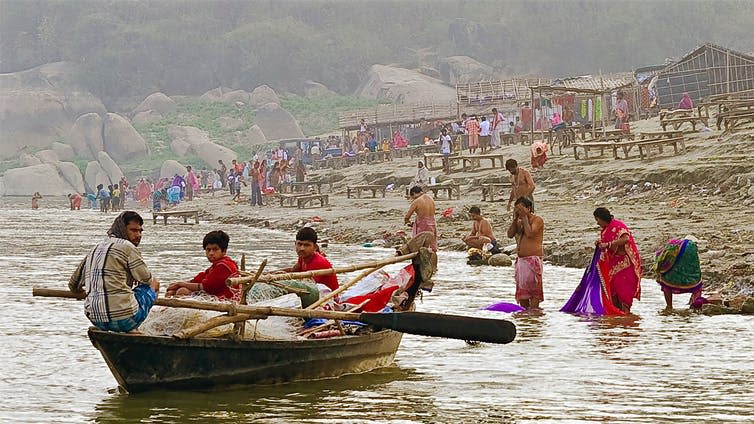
[411,161,431,190]
[69,211,159,333]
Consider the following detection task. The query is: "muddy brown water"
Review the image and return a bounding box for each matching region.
[1,197,752,423]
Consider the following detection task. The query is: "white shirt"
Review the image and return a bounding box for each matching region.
[479,120,491,136]
[440,134,452,154]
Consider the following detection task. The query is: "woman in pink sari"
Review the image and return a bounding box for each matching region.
[593,207,642,313]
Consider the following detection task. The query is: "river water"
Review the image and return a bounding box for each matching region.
[1,197,752,423]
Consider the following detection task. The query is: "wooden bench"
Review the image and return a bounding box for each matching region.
[347,184,386,198]
[288,181,325,194]
[152,210,199,225]
[637,136,686,160]
[426,183,461,200]
[481,182,512,202]
[720,110,754,131]
[455,154,505,172]
[410,144,439,158]
[277,193,307,207]
[573,141,616,160]
[423,153,449,171]
[639,130,683,140]
[660,109,709,132]
[297,194,329,209]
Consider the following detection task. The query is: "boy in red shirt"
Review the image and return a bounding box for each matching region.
[283,227,338,292]
[166,230,239,300]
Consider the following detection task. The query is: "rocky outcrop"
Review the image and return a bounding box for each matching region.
[20,154,42,167]
[303,80,334,97]
[84,161,112,192]
[244,124,268,145]
[356,64,457,104]
[160,160,187,179]
[51,142,75,160]
[438,56,496,85]
[254,103,305,140]
[193,142,237,169]
[199,87,232,102]
[132,110,163,126]
[250,85,280,107]
[167,125,210,147]
[448,18,487,50]
[1,163,78,196]
[132,92,176,117]
[0,62,106,160]
[55,161,86,194]
[103,113,149,161]
[97,151,124,183]
[66,112,104,158]
[170,139,192,157]
[35,150,60,164]
[221,89,250,105]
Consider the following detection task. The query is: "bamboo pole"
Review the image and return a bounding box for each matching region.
[175,313,265,339]
[227,252,417,286]
[32,287,374,322]
[305,266,379,310]
[235,259,267,336]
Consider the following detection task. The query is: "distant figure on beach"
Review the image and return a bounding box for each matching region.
[593,207,642,313]
[677,92,694,111]
[166,230,240,300]
[462,206,498,251]
[531,141,548,169]
[505,159,535,212]
[507,197,544,310]
[405,186,438,252]
[68,211,160,333]
[411,161,430,190]
[613,91,629,129]
[491,108,504,148]
[68,193,82,210]
[464,115,480,154]
[479,116,491,153]
[96,184,111,213]
[438,129,453,173]
[31,192,42,209]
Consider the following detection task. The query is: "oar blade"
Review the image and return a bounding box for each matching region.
[359,312,516,344]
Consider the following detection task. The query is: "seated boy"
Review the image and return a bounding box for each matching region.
[166,230,239,300]
[281,227,339,295]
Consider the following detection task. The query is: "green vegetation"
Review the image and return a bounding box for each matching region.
[0,159,20,176]
[280,94,383,136]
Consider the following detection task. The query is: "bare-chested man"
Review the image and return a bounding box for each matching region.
[462,206,497,250]
[404,186,438,251]
[506,197,544,309]
[505,159,535,212]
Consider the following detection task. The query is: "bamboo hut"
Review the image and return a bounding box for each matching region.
[337,102,457,143]
[654,42,754,108]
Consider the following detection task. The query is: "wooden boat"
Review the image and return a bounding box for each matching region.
[88,326,403,393]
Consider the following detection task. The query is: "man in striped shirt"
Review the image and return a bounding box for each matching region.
[69,211,160,333]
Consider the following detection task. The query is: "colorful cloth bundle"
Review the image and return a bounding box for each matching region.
[653,239,702,294]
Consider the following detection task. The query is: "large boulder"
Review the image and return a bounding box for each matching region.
[199,86,232,102]
[84,161,112,192]
[35,150,60,164]
[438,56,496,85]
[97,151,124,182]
[0,62,106,160]
[303,80,334,97]
[103,113,149,161]
[167,125,210,146]
[250,85,280,107]
[20,154,42,167]
[254,103,305,140]
[51,142,75,160]
[356,64,457,104]
[193,142,237,168]
[1,163,78,196]
[217,117,244,130]
[221,89,250,105]
[170,139,192,157]
[132,92,176,116]
[488,253,513,267]
[160,159,187,180]
[66,112,104,158]
[244,124,268,145]
[131,110,163,126]
[55,161,86,194]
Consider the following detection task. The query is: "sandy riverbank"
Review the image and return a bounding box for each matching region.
[176,116,754,296]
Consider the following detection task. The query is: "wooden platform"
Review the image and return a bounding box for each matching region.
[347,184,386,199]
[152,210,199,225]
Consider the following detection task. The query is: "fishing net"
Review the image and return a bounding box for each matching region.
[138,292,304,340]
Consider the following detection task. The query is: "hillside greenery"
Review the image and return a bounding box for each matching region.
[2,0,753,106]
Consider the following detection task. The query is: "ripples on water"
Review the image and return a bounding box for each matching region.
[1,198,752,423]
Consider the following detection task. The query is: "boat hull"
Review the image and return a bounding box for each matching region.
[88,327,404,393]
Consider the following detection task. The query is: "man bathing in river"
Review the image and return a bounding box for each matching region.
[69,211,160,333]
[462,206,498,252]
[166,230,240,300]
[404,186,437,252]
[507,197,544,309]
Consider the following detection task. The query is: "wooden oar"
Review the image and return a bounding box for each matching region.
[227,252,417,286]
[33,287,516,344]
